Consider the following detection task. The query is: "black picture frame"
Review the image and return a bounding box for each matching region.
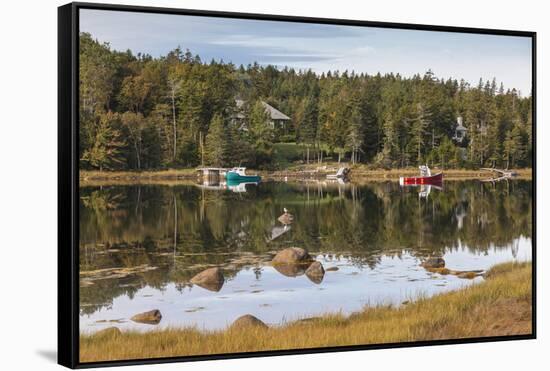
[58,2,537,368]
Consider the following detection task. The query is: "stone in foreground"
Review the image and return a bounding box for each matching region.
[130,309,162,325]
[190,267,225,292]
[230,314,268,330]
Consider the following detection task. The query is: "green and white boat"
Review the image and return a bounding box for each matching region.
[226,167,261,183]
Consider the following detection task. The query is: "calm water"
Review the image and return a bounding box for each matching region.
[79,179,532,333]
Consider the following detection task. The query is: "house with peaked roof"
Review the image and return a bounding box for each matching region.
[452,116,468,144]
[234,99,291,134]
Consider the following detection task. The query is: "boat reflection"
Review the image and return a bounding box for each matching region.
[418,184,443,199]
[195,178,227,191]
[227,180,260,193]
[400,183,443,199]
[194,179,260,193]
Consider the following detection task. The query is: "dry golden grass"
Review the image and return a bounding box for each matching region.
[80,261,532,363]
[80,167,532,186]
[346,166,532,180]
[80,169,198,186]
[80,168,197,179]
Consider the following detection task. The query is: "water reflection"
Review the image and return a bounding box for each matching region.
[79,180,532,332]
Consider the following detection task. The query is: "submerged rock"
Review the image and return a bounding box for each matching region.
[305,261,325,284]
[325,266,339,272]
[421,256,446,269]
[130,309,162,325]
[80,264,158,281]
[426,267,451,275]
[457,271,479,279]
[271,248,314,277]
[230,314,268,330]
[272,263,308,277]
[190,267,225,292]
[272,247,313,265]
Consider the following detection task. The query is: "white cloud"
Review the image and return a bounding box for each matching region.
[80,9,532,94]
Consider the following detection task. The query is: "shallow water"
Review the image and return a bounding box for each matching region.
[79,180,532,333]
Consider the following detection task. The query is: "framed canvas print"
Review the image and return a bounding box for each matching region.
[58,2,536,368]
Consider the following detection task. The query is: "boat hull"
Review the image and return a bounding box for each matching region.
[399,172,443,186]
[226,172,261,183]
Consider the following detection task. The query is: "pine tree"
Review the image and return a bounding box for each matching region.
[121,112,146,169]
[119,74,152,113]
[204,114,231,167]
[380,111,398,166]
[248,101,274,167]
[347,106,363,164]
[81,111,126,171]
[410,103,431,164]
[77,33,533,172]
[437,137,459,168]
[299,96,319,163]
[150,103,174,166]
[503,121,525,169]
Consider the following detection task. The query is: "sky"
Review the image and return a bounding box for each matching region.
[80,9,532,95]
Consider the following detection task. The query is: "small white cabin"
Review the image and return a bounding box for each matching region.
[452,116,468,143]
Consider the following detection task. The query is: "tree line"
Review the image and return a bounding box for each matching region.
[79,32,533,171]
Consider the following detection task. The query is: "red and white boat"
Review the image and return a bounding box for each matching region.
[399,165,443,186]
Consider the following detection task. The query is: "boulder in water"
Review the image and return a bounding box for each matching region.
[421,256,446,269]
[271,248,314,278]
[190,267,225,292]
[130,309,162,325]
[305,261,325,284]
[272,247,312,265]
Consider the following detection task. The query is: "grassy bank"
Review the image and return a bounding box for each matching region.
[80,166,532,186]
[345,165,532,180]
[80,261,532,362]
[80,168,197,181]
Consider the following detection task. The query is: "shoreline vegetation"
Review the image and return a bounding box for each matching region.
[79,166,532,186]
[79,33,533,180]
[79,261,532,362]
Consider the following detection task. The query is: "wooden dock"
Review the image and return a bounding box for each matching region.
[480,168,518,183]
[197,167,228,179]
[480,168,518,177]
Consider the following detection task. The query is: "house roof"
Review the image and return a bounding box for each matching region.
[455,116,467,131]
[235,99,290,121]
[261,102,291,121]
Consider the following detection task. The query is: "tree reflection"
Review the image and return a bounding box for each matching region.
[79,180,532,313]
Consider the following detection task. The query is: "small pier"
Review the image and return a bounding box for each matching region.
[197,167,228,180]
[480,168,518,183]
